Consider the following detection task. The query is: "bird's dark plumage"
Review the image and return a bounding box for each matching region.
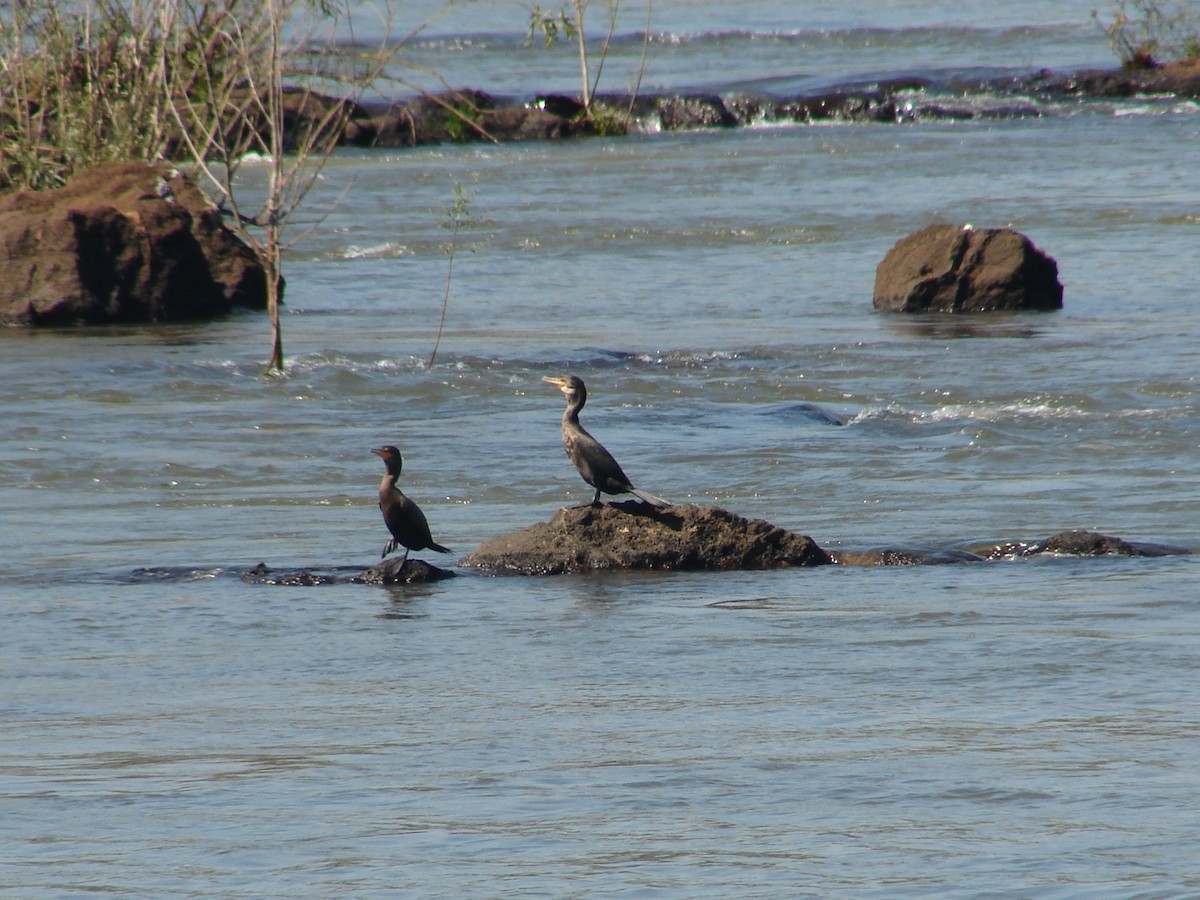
[542,375,670,508]
[371,445,452,564]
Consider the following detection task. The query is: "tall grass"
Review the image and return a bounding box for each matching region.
[0,1,194,191]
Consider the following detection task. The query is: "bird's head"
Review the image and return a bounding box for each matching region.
[371,445,403,472]
[542,374,586,402]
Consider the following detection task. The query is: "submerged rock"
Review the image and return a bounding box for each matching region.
[831,547,986,566]
[873,224,1063,313]
[1023,530,1191,558]
[460,502,832,575]
[240,558,456,585]
[840,530,1194,565]
[0,162,269,327]
[356,557,458,584]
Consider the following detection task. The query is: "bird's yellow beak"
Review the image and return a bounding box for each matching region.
[370,447,386,457]
[542,375,568,390]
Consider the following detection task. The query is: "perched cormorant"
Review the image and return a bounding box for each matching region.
[542,375,670,508]
[371,445,452,564]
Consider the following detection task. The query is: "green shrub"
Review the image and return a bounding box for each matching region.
[1094,0,1200,68]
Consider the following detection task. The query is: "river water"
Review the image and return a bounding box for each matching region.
[4,1,1200,895]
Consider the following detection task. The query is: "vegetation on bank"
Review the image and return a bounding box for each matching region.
[1095,0,1200,69]
[0,0,645,369]
[1,0,400,371]
[528,0,651,135]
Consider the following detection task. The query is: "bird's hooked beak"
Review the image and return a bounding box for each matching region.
[371,447,386,457]
[542,375,569,393]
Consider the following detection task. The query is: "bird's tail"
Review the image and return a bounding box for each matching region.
[429,542,453,554]
[630,488,672,508]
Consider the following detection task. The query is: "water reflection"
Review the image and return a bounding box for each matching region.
[878,314,1050,340]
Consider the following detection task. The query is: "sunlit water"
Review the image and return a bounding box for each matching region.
[3,1,1200,895]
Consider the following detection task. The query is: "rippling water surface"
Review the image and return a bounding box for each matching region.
[4,1,1200,895]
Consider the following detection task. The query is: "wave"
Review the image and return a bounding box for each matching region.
[402,23,1080,52]
[847,399,1193,431]
[339,241,412,260]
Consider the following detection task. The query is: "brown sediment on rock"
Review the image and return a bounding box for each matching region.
[460,501,831,575]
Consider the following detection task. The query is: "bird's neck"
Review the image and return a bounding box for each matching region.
[563,395,584,424]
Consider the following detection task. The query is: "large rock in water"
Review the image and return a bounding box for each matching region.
[873,224,1063,313]
[0,162,268,327]
[460,502,832,575]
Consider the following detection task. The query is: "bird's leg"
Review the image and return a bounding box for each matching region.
[591,488,602,507]
[400,547,411,569]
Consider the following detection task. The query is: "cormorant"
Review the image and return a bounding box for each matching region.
[371,445,452,564]
[542,375,670,508]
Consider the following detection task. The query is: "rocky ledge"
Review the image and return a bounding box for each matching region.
[257,59,1200,153]
[209,526,1191,587]
[460,502,832,575]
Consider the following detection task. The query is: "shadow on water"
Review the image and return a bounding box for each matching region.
[878,314,1052,340]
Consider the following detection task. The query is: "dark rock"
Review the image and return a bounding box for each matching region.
[970,532,1193,559]
[1025,529,1190,558]
[358,90,501,146]
[1043,58,1200,99]
[0,162,268,327]
[533,94,586,119]
[241,563,340,585]
[723,92,778,126]
[356,556,458,584]
[779,89,897,123]
[460,501,831,575]
[279,87,369,152]
[656,94,737,130]
[976,540,1039,560]
[610,93,737,131]
[479,106,581,141]
[240,559,456,585]
[873,224,1063,313]
[344,111,415,148]
[208,86,367,158]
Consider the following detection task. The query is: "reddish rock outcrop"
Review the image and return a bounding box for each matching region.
[460,501,831,575]
[0,162,267,327]
[873,224,1063,313]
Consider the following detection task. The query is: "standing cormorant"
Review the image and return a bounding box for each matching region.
[371,445,452,564]
[542,375,670,508]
